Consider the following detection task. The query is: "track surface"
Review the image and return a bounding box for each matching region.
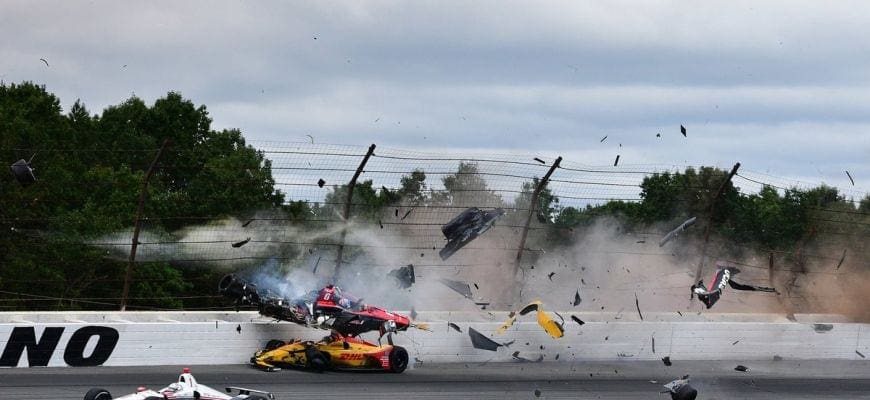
[2,361,870,399]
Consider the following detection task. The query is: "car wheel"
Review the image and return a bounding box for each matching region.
[83,388,112,400]
[305,346,330,372]
[264,339,285,351]
[389,346,409,373]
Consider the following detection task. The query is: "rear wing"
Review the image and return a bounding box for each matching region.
[225,386,275,399]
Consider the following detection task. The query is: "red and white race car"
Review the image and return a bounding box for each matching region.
[82,368,274,400]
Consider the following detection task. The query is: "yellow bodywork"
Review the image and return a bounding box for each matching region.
[252,338,395,371]
[496,300,564,339]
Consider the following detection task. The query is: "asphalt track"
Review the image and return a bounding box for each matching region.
[2,361,870,399]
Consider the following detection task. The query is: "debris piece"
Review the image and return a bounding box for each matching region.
[656,133,661,138]
[659,217,697,247]
[10,158,36,186]
[533,157,545,164]
[388,264,415,289]
[401,208,414,220]
[634,292,644,321]
[573,290,582,306]
[677,311,683,317]
[652,336,656,353]
[448,322,462,333]
[241,219,255,227]
[846,170,855,186]
[311,256,322,274]
[600,135,608,142]
[547,272,556,280]
[439,278,473,298]
[692,262,778,309]
[571,315,585,325]
[497,300,564,338]
[857,350,866,359]
[305,134,314,143]
[395,209,399,217]
[813,323,834,333]
[473,283,479,289]
[378,219,384,229]
[236,324,242,334]
[475,302,489,310]
[439,207,505,260]
[773,355,783,361]
[231,237,252,248]
[662,356,672,366]
[317,178,326,188]
[468,327,511,351]
[410,308,418,320]
[534,389,541,398]
[512,351,544,363]
[732,340,739,346]
[555,354,559,360]
[836,249,846,269]
[734,365,748,372]
[636,240,646,243]
[662,376,697,400]
[613,154,620,167]
[680,125,686,137]
[617,353,634,358]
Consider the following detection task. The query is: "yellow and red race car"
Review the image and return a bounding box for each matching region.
[251,333,409,373]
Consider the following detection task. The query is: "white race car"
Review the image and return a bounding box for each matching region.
[83,368,274,400]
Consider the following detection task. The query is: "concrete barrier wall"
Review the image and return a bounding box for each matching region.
[0,312,866,367]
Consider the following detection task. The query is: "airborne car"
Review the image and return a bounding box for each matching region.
[83,368,274,400]
[439,207,505,260]
[251,333,409,373]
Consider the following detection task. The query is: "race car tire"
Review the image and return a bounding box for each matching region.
[83,388,112,400]
[305,347,330,372]
[389,346,409,373]
[264,339,285,350]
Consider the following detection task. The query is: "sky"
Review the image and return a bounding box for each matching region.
[2,0,869,199]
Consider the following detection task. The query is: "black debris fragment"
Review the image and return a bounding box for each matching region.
[231,237,252,248]
[395,209,399,217]
[236,324,242,334]
[857,350,866,359]
[846,170,855,186]
[656,133,661,138]
[534,389,541,398]
[10,158,36,186]
[512,351,544,363]
[317,178,326,188]
[571,315,585,325]
[813,323,834,333]
[652,336,656,353]
[573,290,582,306]
[555,354,560,360]
[659,217,697,247]
[39,58,49,67]
[448,322,462,333]
[378,220,384,229]
[662,376,697,400]
[401,208,414,220]
[677,311,683,316]
[600,135,608,143]
[475,302,489,310]
[636,240,646,243]
[732,340,740,346]
[473,283,479,289]
[440,278,473,298]
[680,125,687,137]
[773,355,783,361]
[836,249,847,269]
[613,154,620,167]
[440,207,505,260]
[468,327,510,351]
[548,272,556,281]
[311,256,322,274]
[734,365,748,372]
[533,157,546,164]
[241,219,255,227]
[662,356,672,366]
[388,264,415,289]
[634,292,644,321]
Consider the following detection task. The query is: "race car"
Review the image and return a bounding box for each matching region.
[251,332,409,373]
[218,274,421,337]
[83,367,274,400]
[439,207,505,260]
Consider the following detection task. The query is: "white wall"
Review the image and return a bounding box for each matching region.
[0,312,866,367]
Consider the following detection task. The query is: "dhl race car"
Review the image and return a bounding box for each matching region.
[251,333,409,373]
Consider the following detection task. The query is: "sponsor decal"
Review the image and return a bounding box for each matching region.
[0,326,119,367]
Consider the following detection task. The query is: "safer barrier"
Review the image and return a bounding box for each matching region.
[0,312,865,367]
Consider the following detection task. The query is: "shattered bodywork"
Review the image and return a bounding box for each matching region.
[692,263,778,309]
[439,207,506,260]
[497,300,564,339]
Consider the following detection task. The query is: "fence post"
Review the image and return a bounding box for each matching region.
[693,162,740,282]
[512,156,561,296]
[120,139,170,311]
[333,144,376,280]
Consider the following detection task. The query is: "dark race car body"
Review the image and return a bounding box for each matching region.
[439,207,505,260]
[692,264,778,309]
[218,274,416,337]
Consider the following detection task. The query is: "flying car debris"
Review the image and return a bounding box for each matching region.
[573,290,582,306]
[475,302,490,310]
[317,178,326,188]
[231,237,252,248]
[439,278,473,298]
[388,264,415,289]
[448,322,462,333]
[857,350,866,359]
[241,219,255,227]
[836,249,847,269]
[39,58,49,67]
[659,217,697,247]
[534,389,541,397]
[378,220,384,229]
[312,256,322,274]
[10,158,36,186]
[497,300,564,339]
[614,155,620,167]
[533,157,546,164]
[469,327,511,351]
[401,208,414,220]
[692,263,778,309]
[439,207,506,260]
[547,272,556,280]
[734,365,748,372]
[410,308,418,320]
[652,336,656,353]
[512,351,544,363]
[662,356,672,366]
[813,323,834,333]
[600,135,608,143]
[571,315,585,326]
[662,376,696,400]
[680,125,687,137]
[634,292,644,321]
[846,170,855,186]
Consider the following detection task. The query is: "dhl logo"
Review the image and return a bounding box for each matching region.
[338,353,366,360]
